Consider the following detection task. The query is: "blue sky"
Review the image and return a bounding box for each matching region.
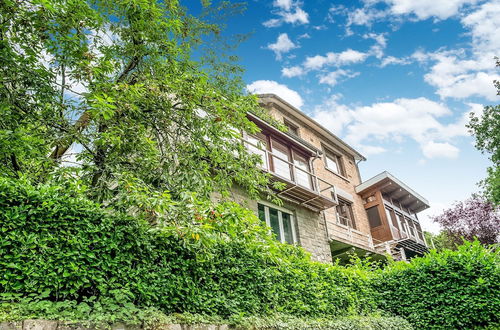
[207,0,499,232]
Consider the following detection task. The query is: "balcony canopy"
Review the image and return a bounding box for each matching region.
[356,171,430,214]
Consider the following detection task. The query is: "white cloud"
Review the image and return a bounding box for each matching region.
[347,7,387,27]
[304,49,368,70]
[282,65,305,78]
[267,33,298,60]
[282,7,309,25]
[313,96,472,159]
[422,51,499,101]
[381,0,480,20]
[462,1,500,52]
[421,141,460,159]
[274,0,292,11]
[319,69,360,86]
[263,1,309,27]
[380,55,411,67]
[246,80,304,108]
[262,19,282,28]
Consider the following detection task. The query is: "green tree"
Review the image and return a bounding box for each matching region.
[468,58,500,205]
[0,0,274,213]
[424,231,457,252]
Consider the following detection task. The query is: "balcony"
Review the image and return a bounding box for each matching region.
[328,215,389,262]
[243,138,338,212]
[389,224,428,255]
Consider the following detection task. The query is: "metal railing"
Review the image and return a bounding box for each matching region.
[243,138,337,200]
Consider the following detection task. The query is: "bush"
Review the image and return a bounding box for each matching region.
[0,177,376,319]
[372,241,500,329]
[0,299,412,329]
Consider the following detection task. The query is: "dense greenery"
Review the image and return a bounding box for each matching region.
[468,58,500,204]
[0,300,413,330]
[373,241,500,329]
[0,177,376,319]
[1,178,499,329]
[0,0,278,210]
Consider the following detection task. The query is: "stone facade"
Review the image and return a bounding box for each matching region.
[213,186,332,263]
[259,98,371,237]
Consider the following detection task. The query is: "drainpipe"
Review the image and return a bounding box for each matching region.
[310,151,331,243]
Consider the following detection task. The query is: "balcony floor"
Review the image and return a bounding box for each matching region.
[269,174,337,211]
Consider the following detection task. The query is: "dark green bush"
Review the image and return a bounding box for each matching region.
[372,241,500,329]
[0,177,375,318]
[3,177,498,329]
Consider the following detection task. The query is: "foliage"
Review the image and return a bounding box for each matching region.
[424,231,457,252]
[0,177,376,319]
[431,195,500,245]
[0,299,413,330]
[0,0,275,208]
[2,178,500,329]
[468,58,500,204]
[372,241,500,329]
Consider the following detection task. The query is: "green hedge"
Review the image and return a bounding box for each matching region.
[1,177,499,329]
[0,178,375,318]
[373,241,500,329]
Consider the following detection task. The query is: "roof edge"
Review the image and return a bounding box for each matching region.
[256,93,366,162]
[355,171,430,207]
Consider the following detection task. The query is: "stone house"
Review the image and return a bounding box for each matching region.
[218,94,430,263]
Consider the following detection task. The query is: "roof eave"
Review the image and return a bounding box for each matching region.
[257,94,366,162]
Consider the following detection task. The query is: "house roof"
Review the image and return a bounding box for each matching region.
[355,171,430,213]
[257,94,366,162]
[247,112,322,157]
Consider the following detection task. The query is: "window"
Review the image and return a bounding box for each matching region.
[258,203,296,244]
[336,199,356,229]
[284,120,299,136]
[270,138,292,180]
[405,216,416,237]
[244,131,313,189]
[246,133,268,170]
[397,213,407,234]
[324,150,345,176]
[292,151,313,189]
[385,207,399,229]
[367,206,382,228]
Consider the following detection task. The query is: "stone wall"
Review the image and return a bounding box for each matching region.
[212,187,332,263]
[0,320,230,330]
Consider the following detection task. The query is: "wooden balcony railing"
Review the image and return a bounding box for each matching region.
[328,218,376,251]
[389,225,427,246]
[243,138,338,211]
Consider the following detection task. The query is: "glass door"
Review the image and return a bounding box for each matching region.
[292,151,313,189]
[246,133,268,170]
[270,138,292,180]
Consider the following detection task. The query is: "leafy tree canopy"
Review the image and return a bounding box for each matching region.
[468,57,500,204]
[0,0,276,214]
[432,195,500,246]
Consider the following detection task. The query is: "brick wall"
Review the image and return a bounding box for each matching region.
[263,103,371,237]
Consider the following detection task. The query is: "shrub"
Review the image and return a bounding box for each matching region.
[372,241,500,329]
[0,177,376,318]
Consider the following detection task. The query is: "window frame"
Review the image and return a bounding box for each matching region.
[366,205,382,228]
[324,149,346,177]
[284,119,300,137]
[336,198,356,230]
[258,202,297,244]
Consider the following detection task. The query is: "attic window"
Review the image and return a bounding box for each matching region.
[284,120,299,136]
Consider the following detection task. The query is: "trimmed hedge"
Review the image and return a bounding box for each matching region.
[1,177,499,329]
[373,241,500,329]
[0,178,376,318]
